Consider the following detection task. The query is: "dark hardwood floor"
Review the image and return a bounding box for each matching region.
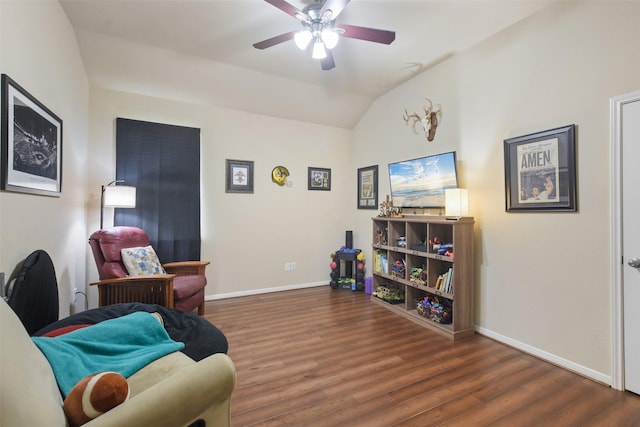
[205,286,640,426]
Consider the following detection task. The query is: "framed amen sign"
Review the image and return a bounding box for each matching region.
[504,124,577,212]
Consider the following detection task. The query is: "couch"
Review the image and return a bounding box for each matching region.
[0,299,236,427]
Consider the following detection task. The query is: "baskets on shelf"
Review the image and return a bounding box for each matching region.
[372,285,405,304]
[416,296,452,324]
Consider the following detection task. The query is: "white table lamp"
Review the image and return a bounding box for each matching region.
[445,188,469,218]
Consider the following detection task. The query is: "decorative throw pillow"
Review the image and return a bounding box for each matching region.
[120,246,166,276]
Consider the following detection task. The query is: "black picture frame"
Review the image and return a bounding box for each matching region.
[225,159,254,193]
[357,165,378,209]
[1,74,63,196]
[308,167,331,191]
[504,124,577,212]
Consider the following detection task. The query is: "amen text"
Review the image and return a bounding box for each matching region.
[521,150,551,169]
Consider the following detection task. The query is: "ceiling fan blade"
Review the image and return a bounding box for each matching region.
[264,0,306,20]
[253,31,296,50]
[337,24,396,45]
[320,0,350,20]
[321,50,335,71]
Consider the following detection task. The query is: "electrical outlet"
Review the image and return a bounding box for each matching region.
[72,287,78,302]
[285,262,296,272]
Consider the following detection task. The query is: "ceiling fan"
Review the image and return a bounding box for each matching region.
[253,0,396,70]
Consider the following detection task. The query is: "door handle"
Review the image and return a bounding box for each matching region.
[628,258,640,268]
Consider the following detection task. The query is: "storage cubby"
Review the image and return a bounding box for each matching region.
[373,222,388,246]
[388,221,406,248]
[371,216,475,340]
[406,222,428,252]
[371,276,405,304]
[374,249,388,274]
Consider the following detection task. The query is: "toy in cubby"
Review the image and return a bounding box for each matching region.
[375,227,388,245]
[329,247,365,291]
[416,295,452,324]
[390,259,405,275]
[409,267,428,286]
[372,285,405,304]
[429,237,454,257]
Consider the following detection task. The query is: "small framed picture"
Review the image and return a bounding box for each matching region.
[308,167,331,191]
[357,165,378,209]
[225,159,254,193]
[1,74,63,196]
[504,124,577,212]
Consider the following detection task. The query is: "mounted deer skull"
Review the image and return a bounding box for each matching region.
[403,98,442,142]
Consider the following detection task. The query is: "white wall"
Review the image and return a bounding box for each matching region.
[352,1,640,381]
[0,1,89,317]
[87,87,352,306]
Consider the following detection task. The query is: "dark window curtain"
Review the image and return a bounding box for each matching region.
[115,118,201,262]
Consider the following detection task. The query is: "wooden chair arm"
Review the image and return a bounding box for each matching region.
[90,274,177,287]
[163,261,210,276]
[90,274,176,308]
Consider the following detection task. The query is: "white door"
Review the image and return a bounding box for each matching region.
[622,97,640,394]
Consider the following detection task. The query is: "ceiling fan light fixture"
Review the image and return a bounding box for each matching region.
[255,0,396,70]
[312,38,327,59]
[321,28,339,49]
[294,30,313,50]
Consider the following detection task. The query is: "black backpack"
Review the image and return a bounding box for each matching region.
[5,249,59,335]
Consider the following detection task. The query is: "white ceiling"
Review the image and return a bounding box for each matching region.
[60,0,554,128]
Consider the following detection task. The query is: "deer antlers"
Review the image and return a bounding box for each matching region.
[403,98,442,142]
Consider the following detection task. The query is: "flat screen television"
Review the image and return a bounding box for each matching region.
[388,151,459,208]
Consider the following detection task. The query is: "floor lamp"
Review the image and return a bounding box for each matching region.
[100,180,136,229]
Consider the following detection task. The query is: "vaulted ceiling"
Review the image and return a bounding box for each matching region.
[60,0,554,128]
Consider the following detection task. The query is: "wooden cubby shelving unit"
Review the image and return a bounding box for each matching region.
[371,215,475,340]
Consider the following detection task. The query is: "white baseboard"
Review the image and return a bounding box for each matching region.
[205,281,328,301]
[475,325,611,386]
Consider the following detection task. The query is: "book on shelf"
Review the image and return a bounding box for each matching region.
[434,275,443,290]
[375,251,389,274]
[436,267,454,294]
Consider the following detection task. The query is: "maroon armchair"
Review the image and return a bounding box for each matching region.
[88,226,209,315]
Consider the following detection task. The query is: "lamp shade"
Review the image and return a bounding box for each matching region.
[321,29,339,49]
[445,188,468,217]
[312,39,327,59]
[103,185,136,208]
[294,30,313,50]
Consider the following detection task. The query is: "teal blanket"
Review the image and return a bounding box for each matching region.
[32,311,184,396]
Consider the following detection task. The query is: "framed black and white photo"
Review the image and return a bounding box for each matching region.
[357,165,378,209]
[308,167,331,191]
[1,74,62,196]
[504,124,577,212]
[225,159,254,193]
